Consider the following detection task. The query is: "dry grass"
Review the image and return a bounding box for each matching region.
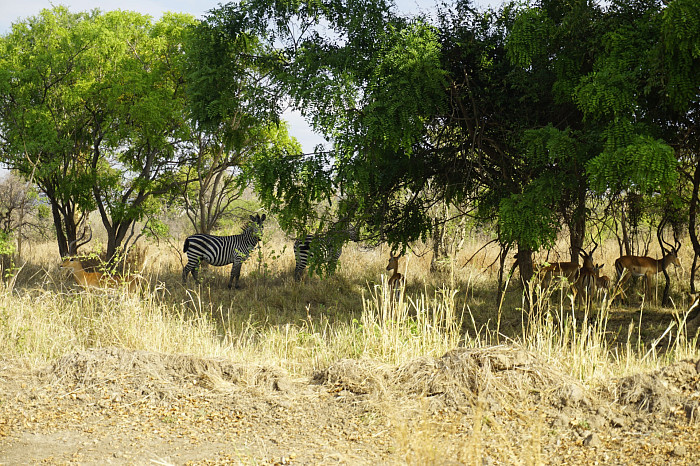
[1,230,699,464]
[2,231,697,384]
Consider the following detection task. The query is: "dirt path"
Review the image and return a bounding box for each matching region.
[1,347,699,465]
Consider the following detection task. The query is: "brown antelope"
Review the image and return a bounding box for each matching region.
[537,244,595,291]
[536,261,580,291]
[62,257,143,292]
[595,272,612,301]
[386,253,405,298]
[536,242,601,308]
[61,256,105,289]
[614,239,681,302]
[61,227,143,292]
[572,244,601,308]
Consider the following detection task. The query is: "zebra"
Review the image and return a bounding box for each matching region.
[293,225,357,281]
[182,213,266,289]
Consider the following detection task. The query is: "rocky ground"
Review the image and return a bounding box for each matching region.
[1,346,699,465]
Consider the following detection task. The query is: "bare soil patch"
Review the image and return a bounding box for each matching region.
[1,346,699,464]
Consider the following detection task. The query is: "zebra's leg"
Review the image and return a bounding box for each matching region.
[294,263,305,281]
[183,258,201,285]
[293,243,304,281]
[183,259,199,284]
[229,262,243,289]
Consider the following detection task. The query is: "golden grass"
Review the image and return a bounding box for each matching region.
[1,231,698,465]
[1,232,698,390]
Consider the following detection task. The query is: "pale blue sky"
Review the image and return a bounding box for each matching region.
[1,0,502,152]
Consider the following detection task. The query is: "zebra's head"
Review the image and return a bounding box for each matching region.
[249,213,266,238]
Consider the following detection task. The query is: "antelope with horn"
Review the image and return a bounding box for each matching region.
[614,220,681,303]
[573,241,601,308]
[536,252,581,295]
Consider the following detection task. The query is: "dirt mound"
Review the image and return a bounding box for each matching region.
[315,346,594,415]
[615,359,700,420]
[42,347,290,404]
[3,346,700,464]
[313,357,393,395]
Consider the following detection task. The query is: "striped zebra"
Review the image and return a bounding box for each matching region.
[293,226,357,281]
[182,213,266,289]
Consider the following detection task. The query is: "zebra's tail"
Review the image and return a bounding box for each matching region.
[183,237,190,253]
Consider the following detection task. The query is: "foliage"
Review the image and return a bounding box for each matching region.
[0,8,226,260]
[0,7,100,255]
[587,136,678,194]
[179,12,301,236]
[0,231,15,256]
[573,0,681,194]
[661,0,700,111]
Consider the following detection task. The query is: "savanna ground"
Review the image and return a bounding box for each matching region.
[1,221,699,465]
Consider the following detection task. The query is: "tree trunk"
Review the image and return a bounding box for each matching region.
[514,245,534,312]
[496,243,512,308]
[688,163,700,294]
[569,216,585,263]
[49,200,81,258]
[430,217,448,272]
[621,206,632,256]
[691,252,698,295]
[569,184,587,263]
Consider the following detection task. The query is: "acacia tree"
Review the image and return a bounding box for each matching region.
[0,8,201,259]
[572,0,699,299]
[0,7,100,257]
[86,11,200,260]
[176,11,298,235]
[661,0,700,291]
[202,1,453,245]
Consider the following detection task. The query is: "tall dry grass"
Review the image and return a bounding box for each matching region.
[1,229,698,390]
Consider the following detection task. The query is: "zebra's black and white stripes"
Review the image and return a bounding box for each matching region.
[293,226,357,280]
[182,214,266,289]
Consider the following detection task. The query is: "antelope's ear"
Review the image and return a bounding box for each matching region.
[260,214,266,222]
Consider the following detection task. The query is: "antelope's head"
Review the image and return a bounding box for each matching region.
[575,239,598,270]
[61,256,83,273]
[387,253,401,272]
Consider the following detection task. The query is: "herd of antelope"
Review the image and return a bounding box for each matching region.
[533,236,682,307]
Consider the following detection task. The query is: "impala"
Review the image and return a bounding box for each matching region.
[61,257,105,289]
[614,239,681,302]
[575,264,603,307]
[61,226,144,292]
[536,260,580,291]
[61,258,144,292]
[595,272,612,301]
[386,253,404,292]
[572,244,601,308]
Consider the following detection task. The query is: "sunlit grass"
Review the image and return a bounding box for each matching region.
[1,236,698,388]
